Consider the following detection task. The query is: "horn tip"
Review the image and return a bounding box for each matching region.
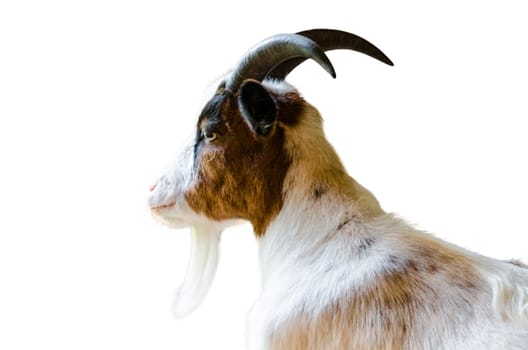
[381,55,395,66]
[326,65,337,79]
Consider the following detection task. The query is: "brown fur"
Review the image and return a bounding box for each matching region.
[273,91,305,127]
[185,89,307,236]
[280,101,384,220]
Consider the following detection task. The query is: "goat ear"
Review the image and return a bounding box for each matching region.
[238,80,277,135]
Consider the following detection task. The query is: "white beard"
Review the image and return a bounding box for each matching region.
[172,224,222,317]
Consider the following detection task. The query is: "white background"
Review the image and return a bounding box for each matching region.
[1,1,527,349]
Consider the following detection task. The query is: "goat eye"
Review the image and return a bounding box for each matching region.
[203,131,217,143]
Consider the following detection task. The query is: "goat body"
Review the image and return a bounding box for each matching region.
[148,30,528,349]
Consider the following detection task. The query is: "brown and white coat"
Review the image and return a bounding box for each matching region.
[148,30,528,349]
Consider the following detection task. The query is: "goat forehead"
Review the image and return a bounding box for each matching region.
[197,93,228,126]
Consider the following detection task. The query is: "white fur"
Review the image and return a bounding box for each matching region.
[262,79,297,95]
[148,143,196,228]
[249,193,528,349]
[248,194,383,349]
[486,264,528,328]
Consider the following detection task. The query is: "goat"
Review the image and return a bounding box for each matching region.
[148,29,528,349]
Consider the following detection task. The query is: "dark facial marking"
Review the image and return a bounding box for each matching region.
[193,93,229,165]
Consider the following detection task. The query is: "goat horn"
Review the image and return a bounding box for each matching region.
[225,33,336,92]
[267,29,394,81]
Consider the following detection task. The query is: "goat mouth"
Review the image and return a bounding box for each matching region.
[151,202,176,210]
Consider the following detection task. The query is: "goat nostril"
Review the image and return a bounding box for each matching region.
[149,182,158,192]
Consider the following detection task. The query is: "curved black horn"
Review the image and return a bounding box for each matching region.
[267,29,394,81]
[225,33,336,92]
